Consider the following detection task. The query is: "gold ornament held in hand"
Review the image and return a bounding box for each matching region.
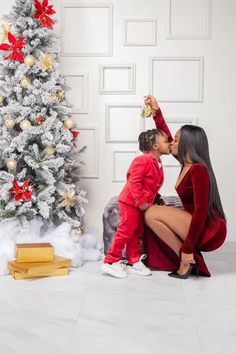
[141,104,156,118]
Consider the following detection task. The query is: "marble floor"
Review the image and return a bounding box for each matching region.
[0,242,236,354]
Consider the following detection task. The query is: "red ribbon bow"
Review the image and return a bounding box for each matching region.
[9,179,32,201]
[70,129,80,148]
[34,0,56,29]
[0,32,25,61]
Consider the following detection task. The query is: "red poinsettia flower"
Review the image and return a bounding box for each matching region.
[9,179,32,201]
[34,0,56,29]
[0,32,25,61]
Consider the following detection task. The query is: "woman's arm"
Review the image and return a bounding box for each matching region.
[144,95,173,142]
[181,164,210,254]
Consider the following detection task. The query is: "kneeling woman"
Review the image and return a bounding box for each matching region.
[144,96,227,278]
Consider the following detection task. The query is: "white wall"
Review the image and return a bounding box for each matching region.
[1,0,235,241]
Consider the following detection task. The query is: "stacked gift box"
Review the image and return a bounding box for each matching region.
[8,243,71,280]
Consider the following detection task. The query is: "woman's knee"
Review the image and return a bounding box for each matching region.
[144,205,160,225]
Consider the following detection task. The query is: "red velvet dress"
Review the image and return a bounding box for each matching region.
[143,110,227,276]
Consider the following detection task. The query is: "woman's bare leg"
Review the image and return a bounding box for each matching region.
[145,205,192,273]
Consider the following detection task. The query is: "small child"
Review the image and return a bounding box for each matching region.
[102,128,170,278]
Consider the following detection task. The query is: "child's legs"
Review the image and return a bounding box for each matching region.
[104,203,142,264]
[126,214,144,264]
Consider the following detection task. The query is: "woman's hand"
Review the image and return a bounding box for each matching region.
[181,252,195,266]
[144,95,160,112]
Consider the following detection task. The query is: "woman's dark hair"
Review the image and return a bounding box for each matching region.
[139,129,165,153]
[178,125,225,220]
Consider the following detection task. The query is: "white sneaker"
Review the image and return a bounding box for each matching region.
[101,260,128,278]
[126,254,152,276]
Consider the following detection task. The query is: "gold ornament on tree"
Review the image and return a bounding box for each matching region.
[73,227,84,236]
[24,55,36,67]
[5,158,17,172]
[40,53,54,71]
[0,24,12,43]
[4,116,16,129]
[20,76,31,89]
[20,119,32,130]
[0,95,5,105]
[141,104,156,118]
[63,117,75,129]
[51,90,65,103]
[63,190,76,208]
[43,145,55,156]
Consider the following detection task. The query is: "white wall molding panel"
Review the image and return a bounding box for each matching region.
[112,149,139,182]
[99,64,136,94]
[65,73,89,113]
[76,126,99,179]
[61,3,113,56]
[166,0,211,39]
[105,104,144,143]
[124,19,157,46]
[150,57,204,102]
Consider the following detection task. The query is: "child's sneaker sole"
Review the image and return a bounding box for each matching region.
[101,263,128,278]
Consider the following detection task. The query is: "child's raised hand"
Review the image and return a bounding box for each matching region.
[144,95,160,111]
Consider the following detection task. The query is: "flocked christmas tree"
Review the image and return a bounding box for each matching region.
[0,0,87,233]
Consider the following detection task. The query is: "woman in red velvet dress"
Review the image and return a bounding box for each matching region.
[143,96,227,278]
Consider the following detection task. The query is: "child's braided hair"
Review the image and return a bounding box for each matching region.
[138,129,165,153]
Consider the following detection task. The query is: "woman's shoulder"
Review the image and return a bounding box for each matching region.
[190,163,209,178]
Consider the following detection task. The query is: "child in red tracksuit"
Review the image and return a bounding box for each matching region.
[102,121,171,278]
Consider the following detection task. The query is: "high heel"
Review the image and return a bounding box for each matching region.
[168,264,199,279]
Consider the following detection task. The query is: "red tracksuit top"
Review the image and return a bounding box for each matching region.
[118,152,164,208]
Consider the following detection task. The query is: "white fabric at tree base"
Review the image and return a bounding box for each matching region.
[0,218,102,276]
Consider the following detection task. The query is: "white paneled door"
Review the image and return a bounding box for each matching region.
[56,0,235,240]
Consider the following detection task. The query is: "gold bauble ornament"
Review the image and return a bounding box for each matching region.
[20,76,31,88]
[5,158,17,172]
[43,145,55,156]
[0,95,5,105]
[20,119,32,130]
[0,24,12,43]
[40,53,54,71]
[64,117,75,129]
[141,104,156,118]
[51,92,59,103]
[63,190,76,208]
[4,117,16,129]
[24,55,36,67]
[73,227,84,236]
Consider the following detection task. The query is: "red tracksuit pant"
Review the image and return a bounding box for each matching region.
[104,201,144,264]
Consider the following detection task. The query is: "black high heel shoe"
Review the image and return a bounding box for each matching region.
[168,264,199,279]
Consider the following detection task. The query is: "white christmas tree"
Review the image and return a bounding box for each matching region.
[0,0,87,232]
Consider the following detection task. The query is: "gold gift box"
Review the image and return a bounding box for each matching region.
[15,242,54,263]
[8,255,71,276]
[10,267,69,280]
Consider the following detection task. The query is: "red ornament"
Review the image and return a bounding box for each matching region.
[0,33,25,61]
[70,129,80,138]
[36,116,46,125]
[34,0,56,29]
[9,179,32,201]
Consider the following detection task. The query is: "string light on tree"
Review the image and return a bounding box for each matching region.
[73,227,84,236]
[4,116,16,128]
[63,190,76,208]
[0,94,5,105]
[20,119,31,130]
[64,117,75,129]
[24,54,36,67]
[20,76,31,88]
[5,158,17,172]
